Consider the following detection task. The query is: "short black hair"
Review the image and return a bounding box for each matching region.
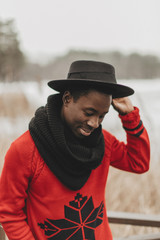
[61,84,112,102]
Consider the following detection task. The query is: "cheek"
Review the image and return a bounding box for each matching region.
[71,112,86,127]
[65,109,82,125]
[64,103,86,126]
[73,113,85,123]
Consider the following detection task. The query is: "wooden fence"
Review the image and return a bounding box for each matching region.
[108,211,160,240]
[0,211,160,240]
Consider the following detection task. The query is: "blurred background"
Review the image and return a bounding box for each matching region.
[0,0,160,238]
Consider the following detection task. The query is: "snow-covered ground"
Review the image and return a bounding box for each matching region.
[0,79,160,163]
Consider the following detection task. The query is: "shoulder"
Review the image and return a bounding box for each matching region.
[12,130,35,153]
[102,129,114,141]
[102,129,116,147]
[13,130,34,146]
[6,130,36,165]
[5,131,43,178]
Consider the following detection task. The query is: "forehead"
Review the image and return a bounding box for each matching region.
[74,90,112,110]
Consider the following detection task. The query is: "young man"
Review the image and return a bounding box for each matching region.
[0,60,150,240]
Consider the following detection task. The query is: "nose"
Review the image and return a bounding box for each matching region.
[87,117,99,129]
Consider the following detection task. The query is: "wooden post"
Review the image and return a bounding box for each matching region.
[0,225,6,240]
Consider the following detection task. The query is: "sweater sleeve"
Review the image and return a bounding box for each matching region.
[0,139,35,240]
[109,107,150,173]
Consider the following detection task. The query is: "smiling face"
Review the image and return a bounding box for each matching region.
[61,89,112,138]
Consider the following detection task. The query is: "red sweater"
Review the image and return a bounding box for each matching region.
[0,108,150,240]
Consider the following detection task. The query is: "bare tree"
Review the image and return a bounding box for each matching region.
[0,19,25,81]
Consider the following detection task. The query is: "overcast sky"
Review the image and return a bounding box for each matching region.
[1,0,160,62]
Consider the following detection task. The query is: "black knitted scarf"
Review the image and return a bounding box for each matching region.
[29,94,104,190]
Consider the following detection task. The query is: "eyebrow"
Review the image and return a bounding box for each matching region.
[85,108,108,114]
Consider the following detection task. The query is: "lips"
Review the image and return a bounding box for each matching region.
[79,127,93,136]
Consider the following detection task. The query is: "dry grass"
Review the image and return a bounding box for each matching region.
[0,92,36,172]
[106,167,160,237]
[0,91,160,238]
[0,92,35,118]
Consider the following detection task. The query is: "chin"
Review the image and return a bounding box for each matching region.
[73,131,85,139]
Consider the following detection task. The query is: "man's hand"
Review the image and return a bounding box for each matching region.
[112,97,134,115]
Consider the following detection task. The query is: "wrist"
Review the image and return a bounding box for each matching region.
[119,107,140,125]
[119,106,134,116]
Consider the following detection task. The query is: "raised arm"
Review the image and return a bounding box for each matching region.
[106,97,150,173]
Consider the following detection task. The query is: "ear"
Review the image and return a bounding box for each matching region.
[62,91,72,106]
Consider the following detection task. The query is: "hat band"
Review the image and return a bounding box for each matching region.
[67,72,116,83]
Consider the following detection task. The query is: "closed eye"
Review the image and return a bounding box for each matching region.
[84,112,94,117]
[84,109,108,118]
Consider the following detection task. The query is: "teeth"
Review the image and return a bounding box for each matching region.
[80,128,91,136]
[84,129,90,133]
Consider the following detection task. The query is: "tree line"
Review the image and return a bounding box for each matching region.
[0,19,25,81]
[0,18,160,82]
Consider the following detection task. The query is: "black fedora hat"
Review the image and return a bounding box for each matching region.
[48,60,134,98]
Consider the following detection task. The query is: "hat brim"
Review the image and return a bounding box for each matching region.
[48,79,134,98]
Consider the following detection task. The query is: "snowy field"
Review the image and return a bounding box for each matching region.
[0,79,160,165]
[1,79,160,237]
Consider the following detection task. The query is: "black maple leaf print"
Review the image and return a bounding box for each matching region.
[38,193,104,240]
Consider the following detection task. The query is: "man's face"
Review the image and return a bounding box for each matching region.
[61,90,112,138]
